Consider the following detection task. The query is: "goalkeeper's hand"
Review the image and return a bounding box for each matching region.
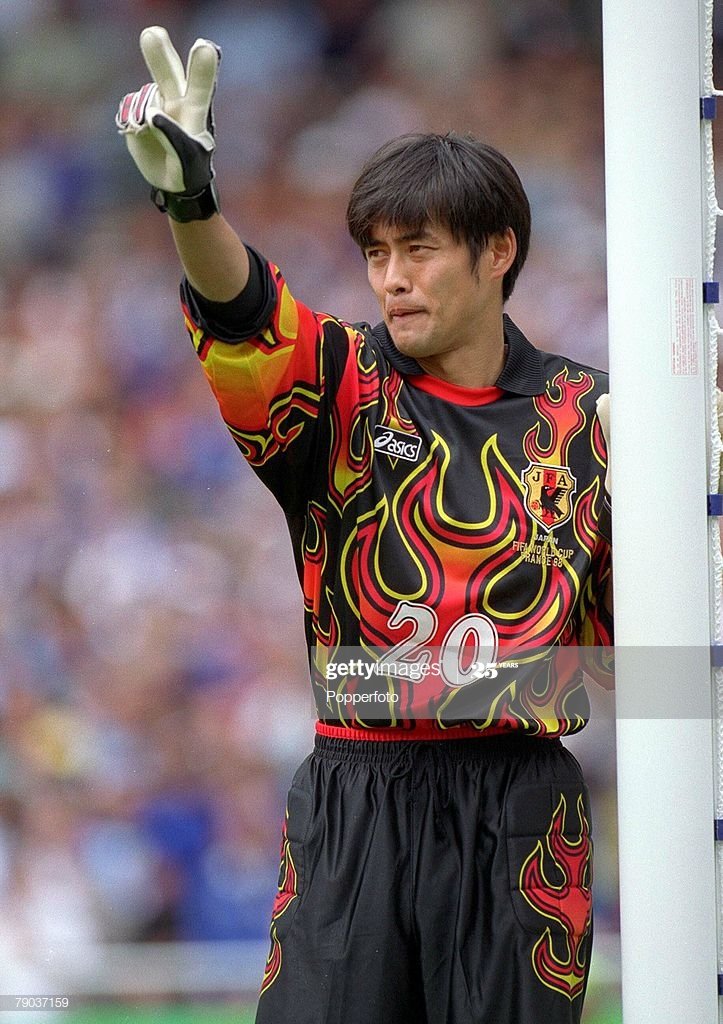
[116,26,221,216]
[596,387,723,522]
[595,392,612,544]
[595,393,611,497]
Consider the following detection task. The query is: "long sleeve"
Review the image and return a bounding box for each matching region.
[180,254,356,514]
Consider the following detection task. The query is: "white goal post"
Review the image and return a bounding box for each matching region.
[602,0,720,1020]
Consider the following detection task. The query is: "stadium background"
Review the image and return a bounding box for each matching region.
[2,0,719,1021]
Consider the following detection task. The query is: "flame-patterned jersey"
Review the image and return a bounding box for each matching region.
[181,258,613,741]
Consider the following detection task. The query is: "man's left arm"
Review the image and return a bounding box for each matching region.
[576,391,613,687]
[595,391,613,618]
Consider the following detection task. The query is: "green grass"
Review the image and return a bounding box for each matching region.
[60,992,621,1024]
[67,1007,255,1024]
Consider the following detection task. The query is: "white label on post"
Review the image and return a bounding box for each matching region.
[670,277,699,376]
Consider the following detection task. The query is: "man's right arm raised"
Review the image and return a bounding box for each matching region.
[116,25,248,301]
[115,27,360,518]
[169,217,249,302]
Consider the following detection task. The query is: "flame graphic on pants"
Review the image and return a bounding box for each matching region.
[260,818,299,996]
[519,793,592,1000]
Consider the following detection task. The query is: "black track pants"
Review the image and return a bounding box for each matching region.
[255,733,593,1024]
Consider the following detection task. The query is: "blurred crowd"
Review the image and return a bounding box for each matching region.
[1,0,711,993]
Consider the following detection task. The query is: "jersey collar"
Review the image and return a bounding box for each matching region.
[496,315,546,396]
[371,314,546,396]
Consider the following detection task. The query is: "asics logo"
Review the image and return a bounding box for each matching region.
[373,426,422,462]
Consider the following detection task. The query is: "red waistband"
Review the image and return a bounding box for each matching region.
[315,721,514,742]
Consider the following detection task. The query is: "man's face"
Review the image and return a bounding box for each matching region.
[364,221,514,364]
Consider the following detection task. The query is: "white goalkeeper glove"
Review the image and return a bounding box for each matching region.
[595,392,612,543]
[116,26,221,221]
[595,393,611,497]
[596,388,723,523]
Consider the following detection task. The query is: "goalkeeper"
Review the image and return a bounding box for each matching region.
[117,26,613,1024]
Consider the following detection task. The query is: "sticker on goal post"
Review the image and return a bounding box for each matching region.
[669,277,700,376]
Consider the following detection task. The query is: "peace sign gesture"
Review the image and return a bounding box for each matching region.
[116,26,221,216]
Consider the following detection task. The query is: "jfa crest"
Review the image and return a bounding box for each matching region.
[522,463,576,531]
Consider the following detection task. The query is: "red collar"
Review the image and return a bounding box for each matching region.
[405,374,504,407]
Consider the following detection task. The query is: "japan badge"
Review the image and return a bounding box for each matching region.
[522,463,576,531]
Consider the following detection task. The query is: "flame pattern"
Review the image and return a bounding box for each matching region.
[519,793,592,1000]
[260,815,299,996]
[183,263,613,737]
[524,369,595,466]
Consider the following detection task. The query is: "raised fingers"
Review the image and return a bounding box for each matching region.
[140,26,186,102]
[185,39,221,108]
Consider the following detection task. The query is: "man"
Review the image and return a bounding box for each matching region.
[117,26,613,1024]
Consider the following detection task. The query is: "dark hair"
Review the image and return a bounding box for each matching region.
[346,132,531,301]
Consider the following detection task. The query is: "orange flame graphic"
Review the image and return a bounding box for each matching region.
[260,817,299,996]
[524,369,594,466]
[520,793,592,1000]
[381,369,417,435]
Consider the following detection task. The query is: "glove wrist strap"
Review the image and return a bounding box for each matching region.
[151,180,220,223]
